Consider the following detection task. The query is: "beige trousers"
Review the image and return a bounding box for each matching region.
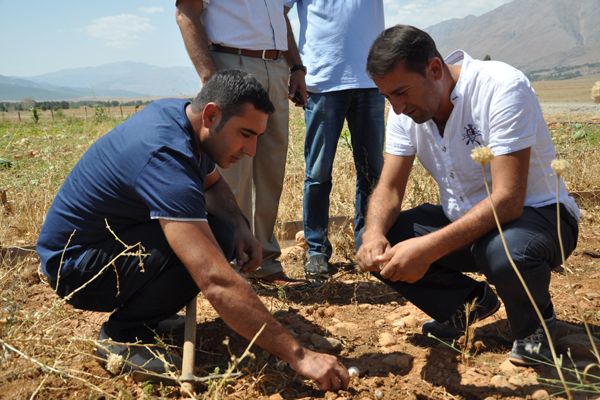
[210,51,289,277]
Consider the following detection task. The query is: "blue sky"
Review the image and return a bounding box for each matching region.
[0,0,512,77]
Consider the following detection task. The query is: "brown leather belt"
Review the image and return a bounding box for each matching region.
[210,44,281,60]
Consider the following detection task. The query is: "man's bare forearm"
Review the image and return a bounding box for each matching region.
[204,175,248,229]
[363,184,404,239]
[425,192,522,262]
[176,0,217,83]
[203,266,304,363]
[283,9,302,67]
[160,219,303,364]
[418,149,530,262]
[362,155,414,239]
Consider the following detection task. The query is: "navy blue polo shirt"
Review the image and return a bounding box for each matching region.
[37,99,215,278]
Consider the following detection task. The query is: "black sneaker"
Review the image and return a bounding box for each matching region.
[304,254,329,282]
[152,314,185,345]
[422,283,501,339]
[509,314,557,366]
[95,323,182,376]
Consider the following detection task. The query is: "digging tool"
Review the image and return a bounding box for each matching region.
[180,294,198,395]
[131,369,242,386]
[130,296,242,389]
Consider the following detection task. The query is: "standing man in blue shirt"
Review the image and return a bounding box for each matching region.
[284,0,386,281]
[37,71,349,390]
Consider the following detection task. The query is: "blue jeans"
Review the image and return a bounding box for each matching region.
[303,89,385,259]
[370,203,578,339]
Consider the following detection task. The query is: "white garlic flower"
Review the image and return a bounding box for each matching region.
[106,353,124,374]
[551,159,569,176]
[470,146,495,165]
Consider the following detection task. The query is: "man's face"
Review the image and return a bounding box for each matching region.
[203,103,268,168]
[373,59,442,124]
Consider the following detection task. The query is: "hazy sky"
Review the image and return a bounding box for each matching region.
[0,0,512,77]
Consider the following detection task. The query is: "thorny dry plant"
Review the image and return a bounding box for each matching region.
[1,106,600,398]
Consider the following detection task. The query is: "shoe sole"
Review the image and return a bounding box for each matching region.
[508,354,545,367]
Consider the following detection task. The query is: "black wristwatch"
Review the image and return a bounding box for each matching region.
[290,64,307,74]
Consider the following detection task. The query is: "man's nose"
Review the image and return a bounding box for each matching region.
[390,99,406,115]
[244,137,258,157]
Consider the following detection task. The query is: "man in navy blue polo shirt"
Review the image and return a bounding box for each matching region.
[37,70,349,391]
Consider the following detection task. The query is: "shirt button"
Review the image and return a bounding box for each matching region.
[459,196,464,202]
[442,146,447,152]
[450,172,455,178]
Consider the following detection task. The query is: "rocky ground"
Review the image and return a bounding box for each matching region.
[1,219,599,400]
[1,103,599,399]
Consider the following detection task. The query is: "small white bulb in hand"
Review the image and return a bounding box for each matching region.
[348,366,360,377]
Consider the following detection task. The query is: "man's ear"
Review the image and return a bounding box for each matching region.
[202,102,221,128]
[428,57,444,80]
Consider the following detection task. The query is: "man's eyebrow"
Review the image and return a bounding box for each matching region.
[380,84,408,97]
[391,84,408,93]
[242,128,260,136]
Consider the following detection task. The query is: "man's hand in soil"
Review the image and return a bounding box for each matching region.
[290,348,350,391]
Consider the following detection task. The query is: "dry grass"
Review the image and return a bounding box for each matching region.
[1,101,599,399]
[533,75,600,103]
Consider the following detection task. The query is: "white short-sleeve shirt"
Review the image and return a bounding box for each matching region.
[202,0,288,51]
[385,50,579,221]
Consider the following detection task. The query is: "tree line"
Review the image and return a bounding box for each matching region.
[0,99,151,112]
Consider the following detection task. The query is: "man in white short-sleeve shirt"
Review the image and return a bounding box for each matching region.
[176,0,307,287]
[357,25,579,367]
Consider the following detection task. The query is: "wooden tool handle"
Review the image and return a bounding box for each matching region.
[180,295,197,394]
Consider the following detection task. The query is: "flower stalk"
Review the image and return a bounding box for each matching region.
[471,147,571,399]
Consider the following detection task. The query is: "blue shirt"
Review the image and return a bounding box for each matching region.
[285,0,384,92]
[37,99,215,278]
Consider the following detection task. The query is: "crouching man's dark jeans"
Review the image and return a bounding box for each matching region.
[49,215,234,343]
[365,203,578,339]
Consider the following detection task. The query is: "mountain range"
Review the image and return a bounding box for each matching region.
[426,0,600,80]
[2,0,599,101]
[0,62,199,101]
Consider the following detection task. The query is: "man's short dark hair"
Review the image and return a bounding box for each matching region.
[192,70,274,131]
[367,25,444,78]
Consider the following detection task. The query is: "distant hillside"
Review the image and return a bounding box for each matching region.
[426,0,600,80]
[5,0,600,101]
[0,75,147,101]
[27,62,199,98]
[1,62,200,101]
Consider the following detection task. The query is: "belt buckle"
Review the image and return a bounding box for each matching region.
[261,49,276,60]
